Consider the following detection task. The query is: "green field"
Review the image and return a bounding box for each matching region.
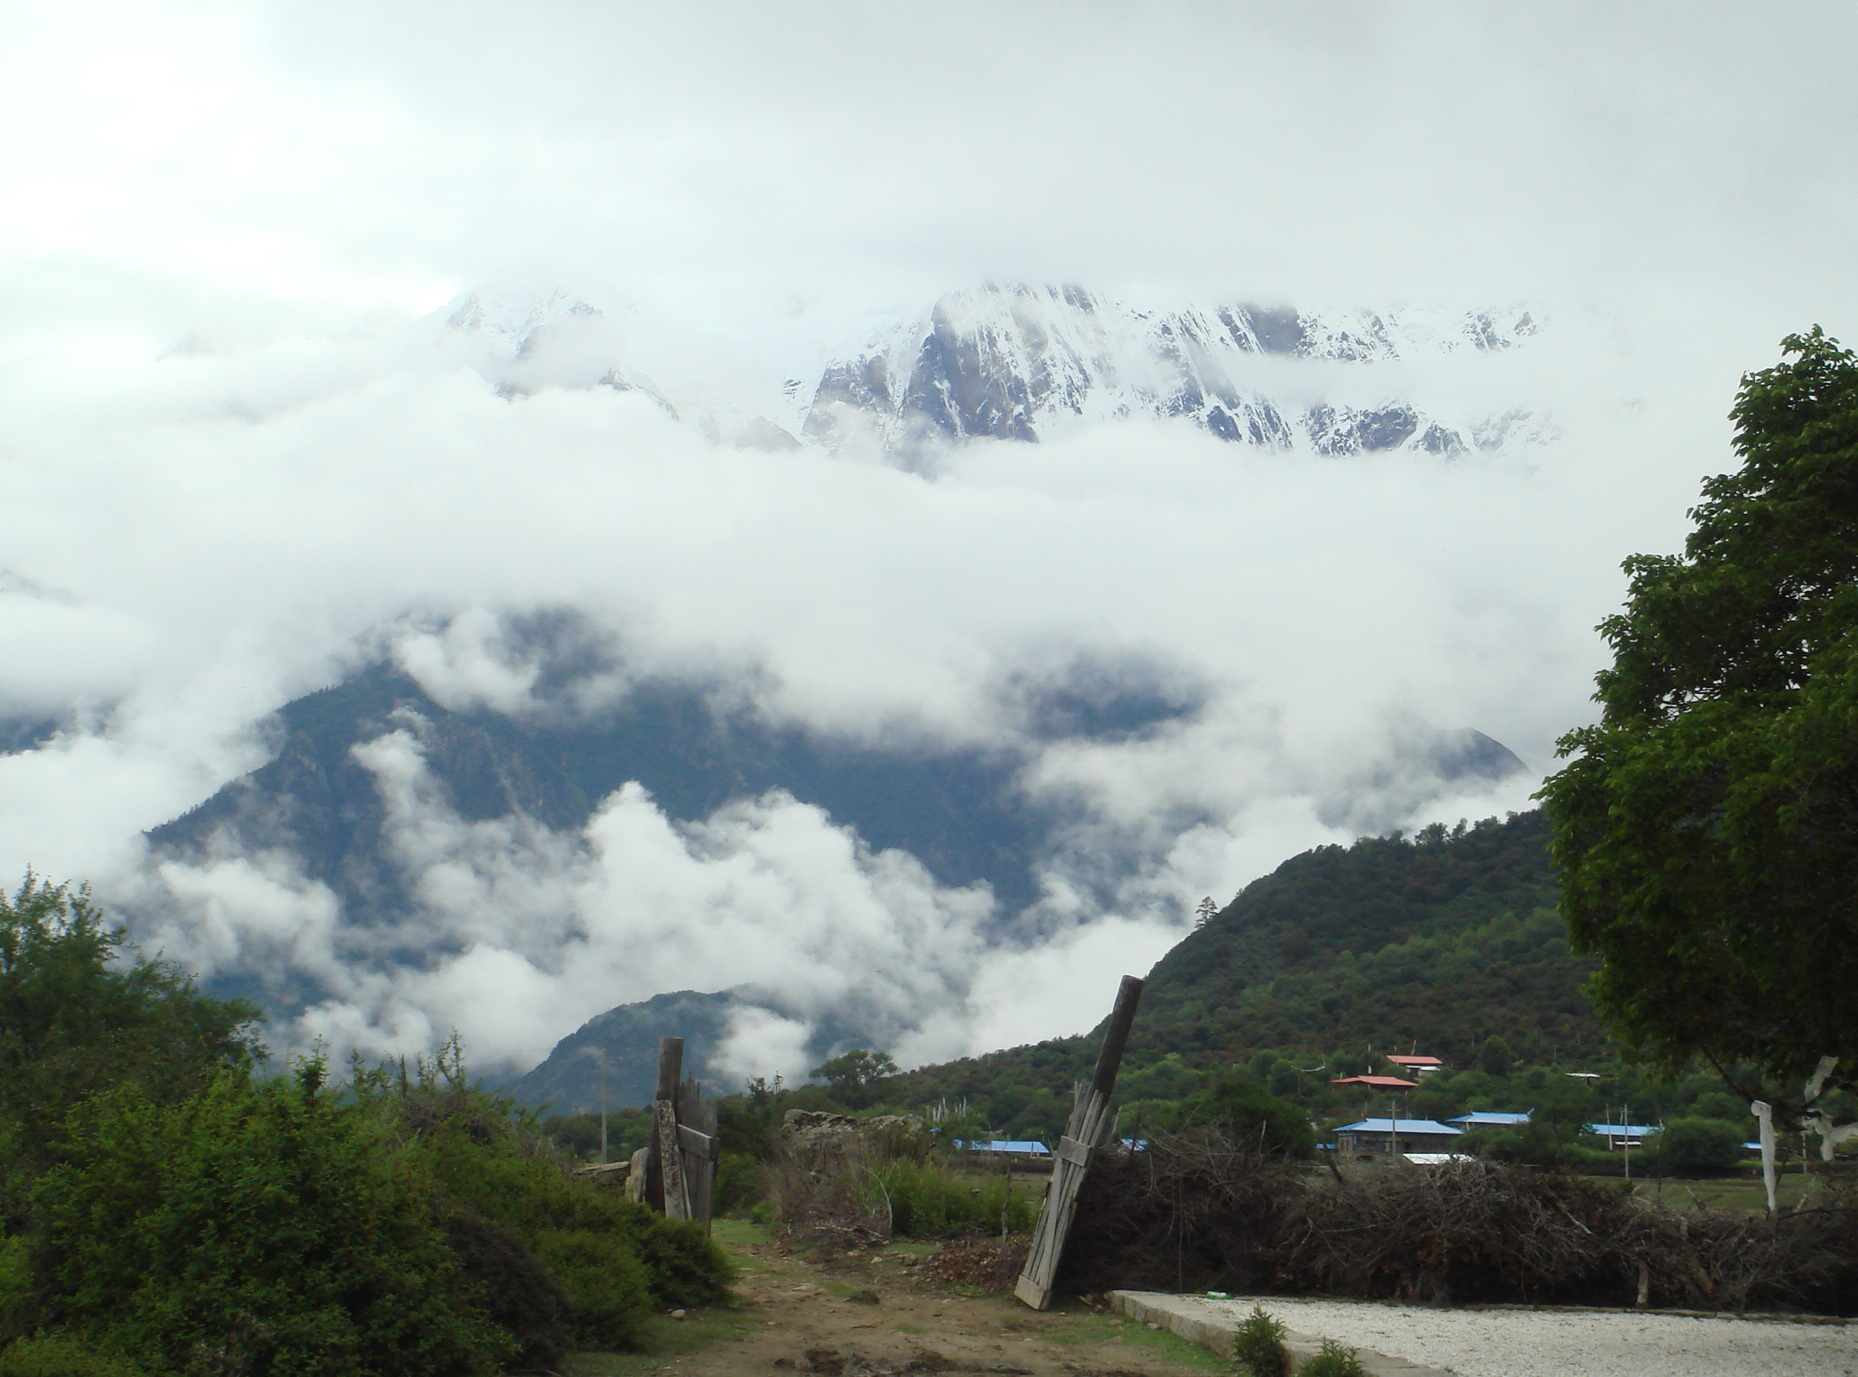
[1598,1174,1825,1213]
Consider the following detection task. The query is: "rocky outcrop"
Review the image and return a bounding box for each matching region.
[802,283,1545,459]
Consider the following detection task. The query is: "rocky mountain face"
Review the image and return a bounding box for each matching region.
[510,988,744,1113]
[440,284,1548,463]
[147,657,1053,1005]
[802,285,1545,460]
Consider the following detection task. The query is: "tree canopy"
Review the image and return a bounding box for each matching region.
[1540,327,1858,1114]
[0,875,264,1169]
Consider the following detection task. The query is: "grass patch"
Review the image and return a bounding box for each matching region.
[1041,1310,1231,1371]
[870,1160,1038,1238]
[1593,1175,1818,1214]
[883,1240,939,1257]
[712,1218,774,1250]
[709,1218,775,1274]
[560,1307,760,1376]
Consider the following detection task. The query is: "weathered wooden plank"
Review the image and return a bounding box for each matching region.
[656,1098,691,1220]
[1054,1135,1093,1168]
[1014,974,1144,1310]
[646,1038,684,1214]
[675,1075,716,1232]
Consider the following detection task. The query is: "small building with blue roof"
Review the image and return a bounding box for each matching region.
[1585,1122,1659,1150]
[954,1139,1050,1158]
[1334,1118,1463,1156]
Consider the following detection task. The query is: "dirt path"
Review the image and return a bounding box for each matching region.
[567,1225,1228,1377]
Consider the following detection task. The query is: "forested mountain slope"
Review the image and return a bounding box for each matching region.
[880,811,1596,1133]
[1136,810,1583,1064]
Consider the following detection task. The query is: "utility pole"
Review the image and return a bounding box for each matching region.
[1623,1102,1631,1183]
[600,1047,609,1166]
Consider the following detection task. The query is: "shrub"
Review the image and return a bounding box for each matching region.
[1658,1118,1746,1174]
[437,1206,571,1372]
[1297,1340,1365,1377]
[1230,1303,1289,1377]
[409,1125,732,1317]
[32,1072,510,1377]
[530,1230,653,1349]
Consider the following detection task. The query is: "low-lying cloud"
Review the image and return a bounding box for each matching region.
[0,308,1603,1078]
[5,1,1854,1082]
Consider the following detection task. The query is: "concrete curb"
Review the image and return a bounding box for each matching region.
[1109,1290,1453,1376]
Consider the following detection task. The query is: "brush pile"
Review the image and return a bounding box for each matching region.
[1055,1131,1858,1314]
[921,1237,1030,1291]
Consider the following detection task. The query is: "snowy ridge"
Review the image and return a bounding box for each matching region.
[803,284,1547,458]
[438,284,1551,460]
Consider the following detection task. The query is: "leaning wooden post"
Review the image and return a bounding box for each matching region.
[647,1037,690,1219]
[1014,974,1144,1310]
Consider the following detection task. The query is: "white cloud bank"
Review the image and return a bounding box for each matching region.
[2,2,1857,1078]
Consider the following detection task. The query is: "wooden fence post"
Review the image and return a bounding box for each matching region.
[646,1037,683,1215]
[1013,974,1144,1310]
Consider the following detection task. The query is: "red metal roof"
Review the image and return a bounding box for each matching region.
[1385,1055,1442,1067]
[1330,1074,1420,1089]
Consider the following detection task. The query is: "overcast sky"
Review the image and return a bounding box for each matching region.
[3,2,1857,1080]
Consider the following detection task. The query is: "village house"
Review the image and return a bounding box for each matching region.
[1333,1117,1464,1157]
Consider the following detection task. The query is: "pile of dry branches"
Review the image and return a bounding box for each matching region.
[921,1237,1030,1291]
[1055,1131,1858,1314]
[762,1143,893,1250]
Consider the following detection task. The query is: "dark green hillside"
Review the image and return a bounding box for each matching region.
[1135,810,1590,1066]
[879,811,1599,1136]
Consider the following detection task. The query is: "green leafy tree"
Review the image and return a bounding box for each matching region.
[809,1048,899,1109]
[1478,1035,1514,1078]
[1540,328,1858,1117]
[0,875,262,1181]
[1166,1074,1315,1157]
[1657,1117,1748,1174]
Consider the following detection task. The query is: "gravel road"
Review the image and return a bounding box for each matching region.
[1214,1296,1858,1377]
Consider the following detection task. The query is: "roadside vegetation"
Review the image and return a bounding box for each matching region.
[0,877,731,1376]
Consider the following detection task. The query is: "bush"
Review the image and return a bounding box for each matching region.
[408,1124,732,1321]
[1230,1303,1289,1377]
[530,1231,653,1349]
[1658,1118,1746,1174]
[32,1073,510,1377]
[437,1206,571,1372]
[1297,1340,1365,1377]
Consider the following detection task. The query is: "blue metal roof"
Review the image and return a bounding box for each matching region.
[1447,1111,1532,1126]
[1585,1123,1659,1138]
[1335,1119,1463,1135]
[954,1139,1051,1154]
